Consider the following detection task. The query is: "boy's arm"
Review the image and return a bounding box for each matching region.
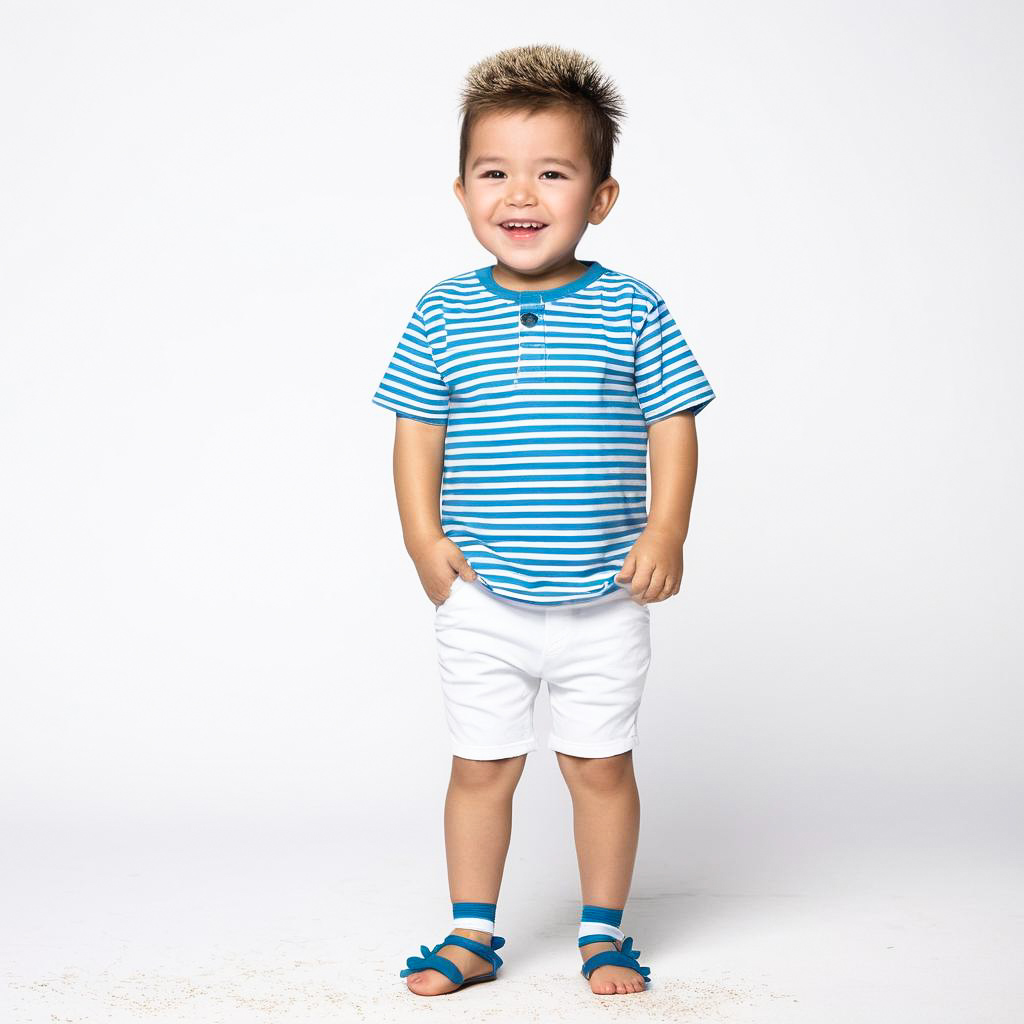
[391,416,477,604]
[647,409,698,545]
[393,415,445,551]
[615,410,698,603]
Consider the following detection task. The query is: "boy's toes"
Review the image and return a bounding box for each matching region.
[587,966,647,995]
[406,970,454,995]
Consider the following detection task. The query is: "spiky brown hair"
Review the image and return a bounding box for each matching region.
[458,44,626,188]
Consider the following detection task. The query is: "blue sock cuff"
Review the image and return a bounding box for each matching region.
[453,901,497,922]
[581,904,624,927]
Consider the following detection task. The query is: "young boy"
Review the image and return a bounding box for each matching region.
[371,44,715,997]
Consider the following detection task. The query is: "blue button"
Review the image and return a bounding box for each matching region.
[520,312,539,327]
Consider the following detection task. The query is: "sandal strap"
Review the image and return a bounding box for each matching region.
[400,948,463,984]
[581,950,651,979]
[440,933,504,971]
[580,935,652,981]
[399,933,507,980]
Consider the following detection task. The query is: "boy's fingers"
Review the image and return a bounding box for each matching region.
[631,570,658,601]
[645,572,670,602]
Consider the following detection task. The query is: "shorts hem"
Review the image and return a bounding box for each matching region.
[451,737,538,760]
[547,734,638,758]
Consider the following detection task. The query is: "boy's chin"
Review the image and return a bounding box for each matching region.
[486,246,577,271]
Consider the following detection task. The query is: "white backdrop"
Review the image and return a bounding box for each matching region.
[2,3,1021,1021]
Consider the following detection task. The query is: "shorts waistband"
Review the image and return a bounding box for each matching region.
[471,579,634,610]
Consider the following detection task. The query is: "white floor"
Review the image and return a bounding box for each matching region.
[4,815,1019,1024]
[2,816,1021,1024]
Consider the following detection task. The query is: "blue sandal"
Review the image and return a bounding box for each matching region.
[579,934,652,984]
[400,932,506,989]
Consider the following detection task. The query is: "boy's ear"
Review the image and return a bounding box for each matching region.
[588,176,620,225]
[453,176,468,213]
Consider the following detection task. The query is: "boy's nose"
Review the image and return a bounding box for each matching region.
[505,185,537,202]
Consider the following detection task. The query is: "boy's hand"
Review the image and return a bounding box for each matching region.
[615,525,684,604]
[408,533,478,607]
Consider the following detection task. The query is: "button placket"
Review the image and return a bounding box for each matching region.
[515,302,546,384]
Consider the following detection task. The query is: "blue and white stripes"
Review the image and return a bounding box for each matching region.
[452,901,497,935]
[578,903,625,943]
[371,260,716,606]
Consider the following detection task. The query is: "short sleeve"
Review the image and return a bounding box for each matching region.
[633,294,716,424]
[370,299,450,426]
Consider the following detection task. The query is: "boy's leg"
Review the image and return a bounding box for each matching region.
[556,750,646,994]
[404,753,526,996]
[543,590,652,994]
[556,750,640,903]
[445,753,527,900]
[408,575,541,994]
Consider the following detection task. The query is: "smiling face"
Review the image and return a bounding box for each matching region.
[454,105,619,288]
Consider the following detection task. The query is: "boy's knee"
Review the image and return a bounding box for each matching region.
[556,749,633,790]
[450,753,527,791]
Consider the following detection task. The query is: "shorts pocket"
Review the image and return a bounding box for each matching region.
[435,574,464,612]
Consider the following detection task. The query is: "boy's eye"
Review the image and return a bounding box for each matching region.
[479,170,567,180]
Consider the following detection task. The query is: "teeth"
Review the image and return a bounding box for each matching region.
[503,221,544,228]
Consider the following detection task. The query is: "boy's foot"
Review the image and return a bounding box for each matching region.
[404,928,496,996]
[580,938,647,995]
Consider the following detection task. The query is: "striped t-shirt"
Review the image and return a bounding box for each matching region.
[371,259,716,606]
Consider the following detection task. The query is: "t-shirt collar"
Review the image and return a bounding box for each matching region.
[475,260,606,302]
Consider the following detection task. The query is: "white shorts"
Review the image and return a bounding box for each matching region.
[434,576,653,760]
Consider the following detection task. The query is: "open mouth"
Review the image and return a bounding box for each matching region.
[499,220,548,238]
